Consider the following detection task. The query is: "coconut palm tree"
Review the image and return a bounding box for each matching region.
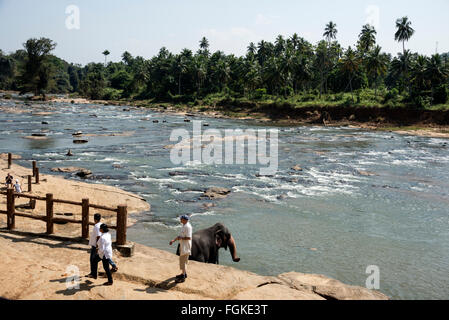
[102,50,110,66]
[323,21,338,44]
[395,17,415,55]
[365,45,389,98]
[425,54,449,99]
[340,46,360,102]
[323,22,338,94]
[199,37,210,56]
[358,24,377,54]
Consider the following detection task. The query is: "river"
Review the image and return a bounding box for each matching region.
[1,98,448,300]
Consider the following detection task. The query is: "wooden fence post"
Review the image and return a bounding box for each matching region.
[35,168,39,184]
[81,199,89,239]
[28,175,32,192]
[32,161,37,177]
[8,153,12,169]
[116,206,127,245]
[46,193,54,234]
[6,188,15,230]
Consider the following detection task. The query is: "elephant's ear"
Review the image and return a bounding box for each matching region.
[215,229,223,247]
[215,234,222,247]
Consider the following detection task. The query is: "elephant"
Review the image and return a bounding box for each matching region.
[176,223,240,264]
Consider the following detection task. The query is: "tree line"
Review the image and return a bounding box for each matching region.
[1,16,448,108]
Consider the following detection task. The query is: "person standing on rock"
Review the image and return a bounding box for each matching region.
[93,224,114,286]
[169,215,192,283]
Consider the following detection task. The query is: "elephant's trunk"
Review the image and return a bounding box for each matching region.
[228,235,240,262]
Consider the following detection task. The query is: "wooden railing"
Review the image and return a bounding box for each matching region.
[1,155,128,245]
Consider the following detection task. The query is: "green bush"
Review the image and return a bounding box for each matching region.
[253,88,267,100]
[415,95,432,109]
[102,88,122,100]
[433,85,448,104]
[384,88,399,103]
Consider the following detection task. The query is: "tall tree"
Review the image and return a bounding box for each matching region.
[395,17,415,55]
[340,46,360,102]
[19,37,57,98]
[358,24,377,54]
[366,46,389,97]
[102,50,110,66]
[323,21,338,94]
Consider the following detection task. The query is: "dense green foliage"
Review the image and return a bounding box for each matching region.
[1,17,448,108]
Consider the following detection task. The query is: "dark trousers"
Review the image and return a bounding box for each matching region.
[89,246,97,276]
[92,254,113,283]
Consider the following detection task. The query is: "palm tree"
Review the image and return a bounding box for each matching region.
[199,37,210,56]
[102,50,110,66]
[358,24,377,54]
[395,17,415,55]
[247,42,256,55]
[390,50,413,92]
[323,21,338,44]
[411,55,429,92]
[340,46,360,102]
[323,21,338,94]
[425,54,449,99]
[365,46,388,98]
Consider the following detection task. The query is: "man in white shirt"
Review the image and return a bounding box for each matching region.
[169,215,192,283]
[86,214,102,279]
[14,179,22,193]
[96,224,114,285]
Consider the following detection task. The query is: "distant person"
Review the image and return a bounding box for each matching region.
[5,173,13,188]
[93,224,114,286]
[169,215,192,283]
[13,179,22,193]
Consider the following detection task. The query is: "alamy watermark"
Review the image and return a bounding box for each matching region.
[65,265,80,290]
[169,121,278,176]
[365,5,380,30]
[65,5,80,30]
[365,265,380,290]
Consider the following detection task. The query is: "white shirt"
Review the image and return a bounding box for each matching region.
[97,232,113,260]
[89,222,102,247]
[14,182,22,193]
[179,222,193,256]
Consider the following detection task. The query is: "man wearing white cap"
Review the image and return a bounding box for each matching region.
[169,215,192,283]
[14,179,22,193]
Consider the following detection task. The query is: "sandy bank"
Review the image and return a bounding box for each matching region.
[0,158,388,300]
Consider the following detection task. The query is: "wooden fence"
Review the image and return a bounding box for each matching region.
[1,155,128,245]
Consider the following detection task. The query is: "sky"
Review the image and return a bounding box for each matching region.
[0,0,448,65]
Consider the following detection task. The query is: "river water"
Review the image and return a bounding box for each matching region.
[1,99,449,300]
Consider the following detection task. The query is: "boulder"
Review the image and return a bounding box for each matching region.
[75,169,93,178]
[277,272,389,300]
[51,167,84,173]
[291,165,303,172]
[201,187,231,200]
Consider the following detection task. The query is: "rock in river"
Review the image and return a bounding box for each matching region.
[201,187,231,200]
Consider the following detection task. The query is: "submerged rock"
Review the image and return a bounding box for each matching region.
[73,139,88,144]
[201,187,231,200]
[291,165,303,172]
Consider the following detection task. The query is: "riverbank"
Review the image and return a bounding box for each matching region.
[45,94,449,139]
[0,157,388,300]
